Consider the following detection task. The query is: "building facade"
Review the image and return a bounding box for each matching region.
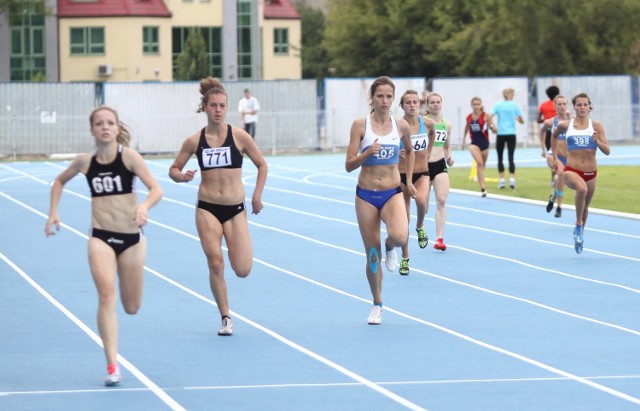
[0,0,301,82]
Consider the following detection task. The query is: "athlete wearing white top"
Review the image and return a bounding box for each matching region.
[345,76,415,325]
[360,114,401,166]
[551,92,610,254]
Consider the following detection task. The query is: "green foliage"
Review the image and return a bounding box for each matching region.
[322,0,640,77]
[0,0,50,17]
[175,28,210,81]
[294,1,330,79]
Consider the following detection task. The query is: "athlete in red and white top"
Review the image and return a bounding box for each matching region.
[462,96,497,197]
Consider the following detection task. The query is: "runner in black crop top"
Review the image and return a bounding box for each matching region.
[196,126,243,170]
[85,144,136,197]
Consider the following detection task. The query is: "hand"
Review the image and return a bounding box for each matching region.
[133,205,148,228]
[407,182,417,199]
[44,215,60,237]
[368,138,381,157]
[182,169,197,183]
[447,156,454,167]
[251,196,264,215]
[592,130,600,144]
[541,149,547,158]
[399,148,406,159]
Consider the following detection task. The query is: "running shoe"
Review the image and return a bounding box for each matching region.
[481,189,487,198]
[497,179,505,189]
[433,238,447,251]
[546,193,556,213]
[399,258,410,276]
[218,316,233,336]
[368,305,382,325]
[554,207,562,218]
[385,247,398,271]
[105,363,121,387]
[573,225,584,254]
[509,178,516,189]
[416,226,428,248]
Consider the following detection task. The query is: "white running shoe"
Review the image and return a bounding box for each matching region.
[497,178,505,189]
[509,178,516,189]
[105,364,121,387]
[385,247,398,271]
[368,305,382,325]
[218,316,233,336]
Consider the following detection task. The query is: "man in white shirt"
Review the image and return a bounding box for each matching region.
[238,88,260,139]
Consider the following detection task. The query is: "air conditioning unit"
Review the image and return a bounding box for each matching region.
[98,64,112,77]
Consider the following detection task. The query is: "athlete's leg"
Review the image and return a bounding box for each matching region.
[582,178,597,227]
[469,145,485,191]
[355,196,383,304]
[399,184,412,260]
[196,208,229,317]
[564,170,588,226]
[432,172,450,240]
[223,212,253,278]
[117,236,146,315]
[88,238,119,366]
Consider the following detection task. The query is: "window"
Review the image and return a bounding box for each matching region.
[143,26,159,54]
[274,28,288,55]
[9,3,46,81]
[237,0,252,79]
[70,27,105,55]
[172,27,222,78]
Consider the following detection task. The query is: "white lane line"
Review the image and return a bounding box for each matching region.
[0,250,186,411]
[0,191,425,411]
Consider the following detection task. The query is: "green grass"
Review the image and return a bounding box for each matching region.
[448,165,640,215]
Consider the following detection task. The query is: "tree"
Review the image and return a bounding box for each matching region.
[294,1,329,79]
[324,0,435,77]
[175,28,210,81]
[321,0,640,78]
[0,0,49,17]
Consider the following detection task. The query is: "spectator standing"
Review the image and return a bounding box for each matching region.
[238,88,260,139]
[490,88,524,189]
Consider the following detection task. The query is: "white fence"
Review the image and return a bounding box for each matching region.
[1,76,638,158]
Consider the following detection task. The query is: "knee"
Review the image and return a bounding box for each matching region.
[575,185,588,197]
[389,228,408,246]
[415,196,428,209]
[207,255,225,276]
[234,264,251,278]
[123,302,140,315]
[97,288,117,309]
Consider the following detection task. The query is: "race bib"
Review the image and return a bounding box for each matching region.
[200,147,232,168]
[434,129,448,147]
[411,133,429,151]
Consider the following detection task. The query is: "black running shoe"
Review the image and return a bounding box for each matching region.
[546,193,556,213]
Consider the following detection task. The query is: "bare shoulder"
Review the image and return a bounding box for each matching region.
[70,152,92,172]
[230,124,254,151]
[352,117,365,128]
[121,146,145,166]
[179,129,201,151]
[395,116,409,129]
[422,115,435,126]
[350,117,366,136]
